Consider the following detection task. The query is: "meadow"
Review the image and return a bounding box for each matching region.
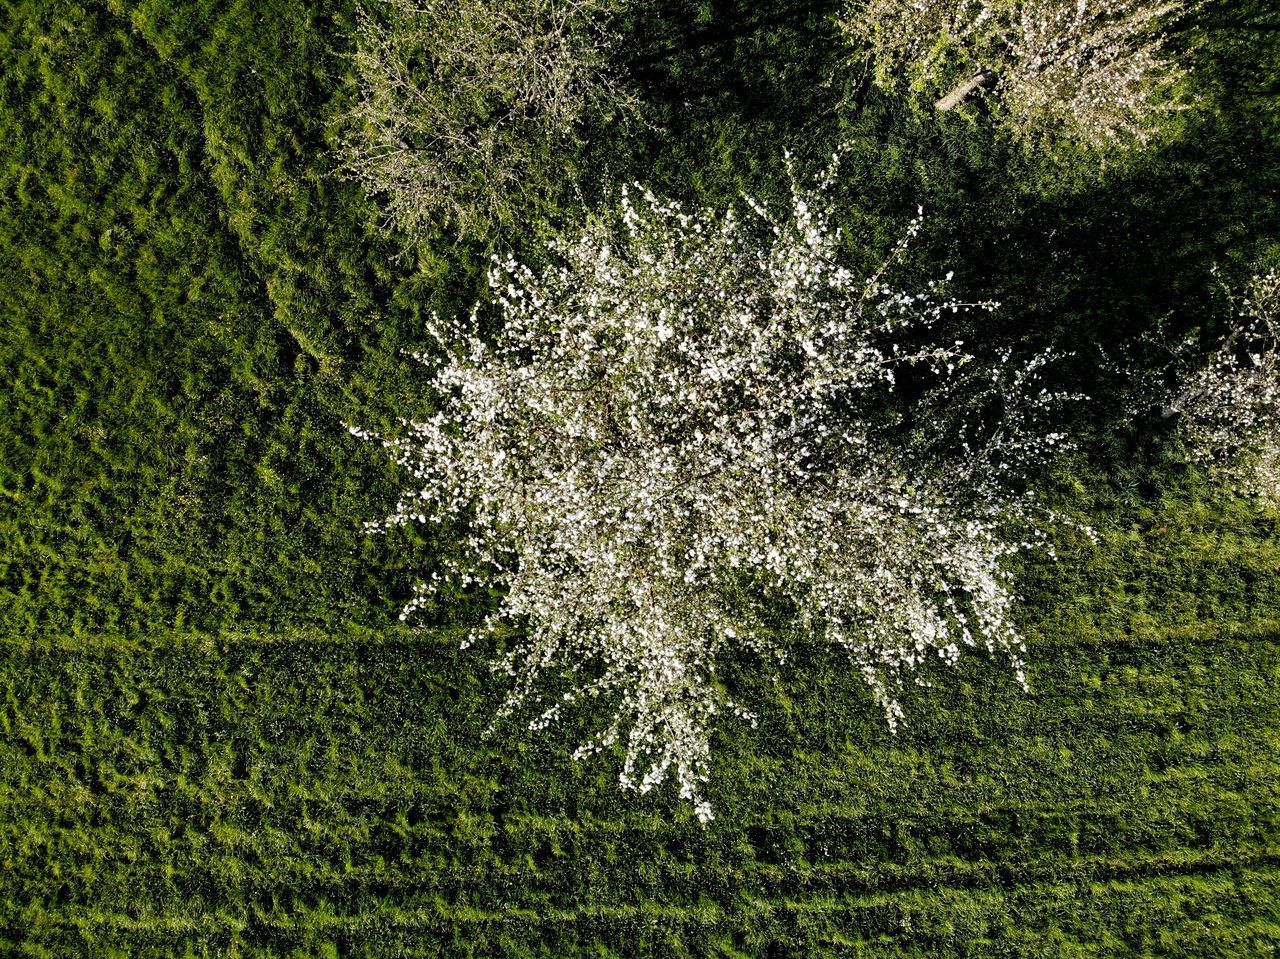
[2,0,1280,955]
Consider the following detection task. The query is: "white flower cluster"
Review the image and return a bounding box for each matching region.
[1004,0,1188,150]
[356,160,1073,821]
[840,0,1189,152]
[1176,268,1280,504]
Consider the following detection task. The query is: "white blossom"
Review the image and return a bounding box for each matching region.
[839,0,1191,152]
[356,157,1075,820]
[1172,267,1280,504]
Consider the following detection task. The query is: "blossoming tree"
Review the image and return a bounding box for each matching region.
[839,0,1191,151]
[354,160,1075,820]
[340,0,634,239]
[1167,267,1280,504]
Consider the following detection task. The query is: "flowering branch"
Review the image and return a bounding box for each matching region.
[1170,267,1280,503]
[339,0,636,239]
[840,0,1193,152]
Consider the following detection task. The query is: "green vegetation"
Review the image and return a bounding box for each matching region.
[2,0,1279,954]
[5,498,1280,956]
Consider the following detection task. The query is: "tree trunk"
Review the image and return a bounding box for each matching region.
[935,69,998,111]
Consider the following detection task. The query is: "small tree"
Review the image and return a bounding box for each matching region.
[354,158,1075,820]
[1169,267,1280,504]
[339,0,635,240]
[840,0,1191,152]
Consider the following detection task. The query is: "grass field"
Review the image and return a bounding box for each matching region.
[3,0,1280,955]
[5,492,1280,956]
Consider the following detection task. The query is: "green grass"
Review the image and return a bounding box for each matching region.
[3,482,1280,956]
[4,605,1280,954]
[2,0,1280,955]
